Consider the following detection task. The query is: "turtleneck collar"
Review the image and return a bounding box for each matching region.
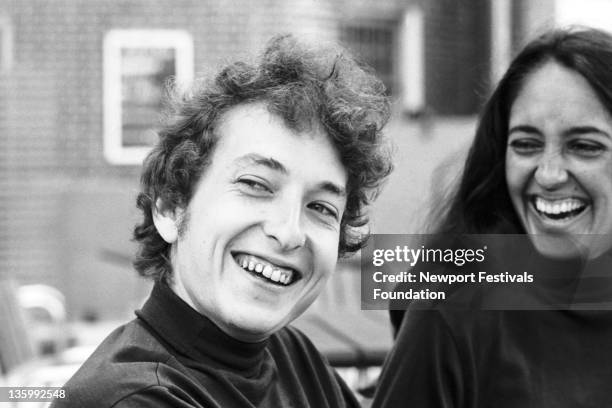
[135,281,269,374]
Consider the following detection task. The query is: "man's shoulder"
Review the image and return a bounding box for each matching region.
[271,325,360,407]
[56,318,181,407]
[271,325,318,353]
[269,325,333,371]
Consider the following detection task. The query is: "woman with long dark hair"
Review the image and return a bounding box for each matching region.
[374,27,612,407]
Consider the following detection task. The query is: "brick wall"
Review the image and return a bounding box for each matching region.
[0,0,350,319]
[0,0,528,319]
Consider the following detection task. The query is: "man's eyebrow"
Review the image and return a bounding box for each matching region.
[234,154,287,174]
[318,181,347,198]
[234,153,346,197]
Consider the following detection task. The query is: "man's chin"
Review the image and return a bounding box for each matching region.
[223,310,293,341]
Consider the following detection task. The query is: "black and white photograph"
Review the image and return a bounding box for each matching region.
[1,1,612,407]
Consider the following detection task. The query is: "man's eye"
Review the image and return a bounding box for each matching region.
[567,140,606,157]
[237,177,272,193]
[508,138,542,155]
[309,202,338,220]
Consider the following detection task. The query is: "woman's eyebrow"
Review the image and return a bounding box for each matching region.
[564,126,611,139]
[508,124,541,135]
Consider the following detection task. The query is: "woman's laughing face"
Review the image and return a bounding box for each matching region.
[506,61,612,259]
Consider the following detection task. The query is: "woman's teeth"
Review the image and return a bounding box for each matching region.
[533,197,587,220]
[235,254,295,286]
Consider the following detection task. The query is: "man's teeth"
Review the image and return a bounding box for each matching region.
[236,254,294,285]
[534,197,586,217]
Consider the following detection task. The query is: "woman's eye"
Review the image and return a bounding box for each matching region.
[309,202,338,220]
[567,140,605,157]
[508,138,542,155]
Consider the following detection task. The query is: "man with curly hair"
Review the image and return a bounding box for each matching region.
[54,34,391,407]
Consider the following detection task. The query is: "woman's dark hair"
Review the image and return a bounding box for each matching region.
[133,34,392,281]
[434,26,612,235]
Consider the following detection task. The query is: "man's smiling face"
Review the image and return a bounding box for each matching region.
[156,102,347,342]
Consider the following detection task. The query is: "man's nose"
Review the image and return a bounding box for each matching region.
[534,150,569,189]
[262,202,306,251]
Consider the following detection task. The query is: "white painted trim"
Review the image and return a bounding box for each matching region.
[103,29,194,165]
[556,0,612,32]
[0,15,13,72]
[490,0,512,85]
[399,7,424,113]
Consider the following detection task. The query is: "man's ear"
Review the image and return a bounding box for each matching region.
[152,198,184,244]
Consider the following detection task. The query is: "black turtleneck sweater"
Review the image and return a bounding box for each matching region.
[52,283,359,408]
[374,252,612,407]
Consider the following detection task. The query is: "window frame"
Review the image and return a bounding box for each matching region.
[103,29,194,165]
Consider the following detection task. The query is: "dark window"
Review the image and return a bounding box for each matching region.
[341,22,396,94]
[120,47,176,148]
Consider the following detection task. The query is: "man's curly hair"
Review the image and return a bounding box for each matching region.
[133,34,392,281]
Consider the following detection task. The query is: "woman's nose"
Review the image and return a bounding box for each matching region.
[534,150,569,189]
